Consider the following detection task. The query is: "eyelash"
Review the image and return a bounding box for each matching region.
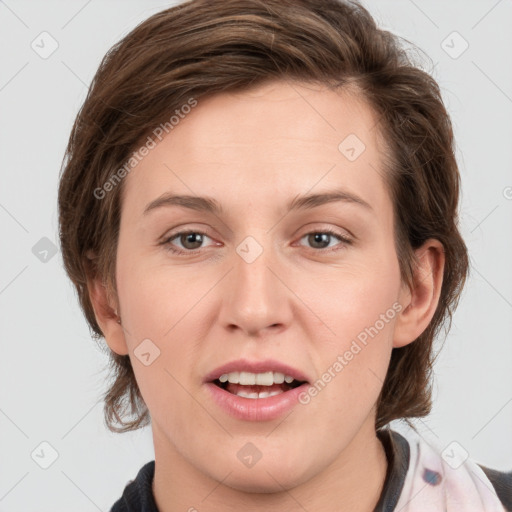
[161,228,353,255]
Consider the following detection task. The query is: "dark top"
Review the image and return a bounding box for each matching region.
[110,429,512,511]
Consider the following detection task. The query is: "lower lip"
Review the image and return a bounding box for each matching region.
[205,382,310,421]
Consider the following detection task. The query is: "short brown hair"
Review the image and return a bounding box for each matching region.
[58,0,469,433]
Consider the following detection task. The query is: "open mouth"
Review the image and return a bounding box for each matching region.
[212,373,307,399]
[206,367,311,420]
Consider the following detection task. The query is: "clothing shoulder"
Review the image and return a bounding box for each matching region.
[110,460,158,512]
[387,426,511,512]
[479,464,512,512]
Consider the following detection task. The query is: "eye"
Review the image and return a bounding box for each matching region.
[297,229,352,252]
[161,228,352,255]
[162,230,215,254]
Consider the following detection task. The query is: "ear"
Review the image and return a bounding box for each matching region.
[87,274,129,356]
[393,239,445,348]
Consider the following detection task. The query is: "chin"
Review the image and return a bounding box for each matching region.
[222,471,300,494]
[207,456,312,494]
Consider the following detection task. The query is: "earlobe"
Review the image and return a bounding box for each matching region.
[87,276,129,356]
[392,239,445,349]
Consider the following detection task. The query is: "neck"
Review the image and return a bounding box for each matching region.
[152,417,388,512]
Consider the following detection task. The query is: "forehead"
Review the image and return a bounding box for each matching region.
[121,80,390,219]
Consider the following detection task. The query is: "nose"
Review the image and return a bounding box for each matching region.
[219,240,292,337]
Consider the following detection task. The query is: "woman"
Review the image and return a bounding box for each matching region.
[57,0,511,510]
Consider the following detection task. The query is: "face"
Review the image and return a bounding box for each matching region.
[111,80,410,491]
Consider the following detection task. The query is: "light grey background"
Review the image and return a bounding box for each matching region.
[1,0,511,510]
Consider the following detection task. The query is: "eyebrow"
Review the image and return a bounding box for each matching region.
[142,188,373,216]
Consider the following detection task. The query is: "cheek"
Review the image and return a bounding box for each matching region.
[115,263,205,428]
[116,255,201,339]
[307,257,400,347]
[116,258,210,378]
[302,254,400,407]
[116,231,401,361]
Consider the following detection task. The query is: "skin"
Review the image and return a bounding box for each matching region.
[89,80,445,511]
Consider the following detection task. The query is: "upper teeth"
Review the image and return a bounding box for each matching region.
[218,371,295,386]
